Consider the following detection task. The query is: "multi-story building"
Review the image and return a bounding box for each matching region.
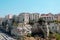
[54,14,60,21]
[29,13,40,22]
[5,14,13,20]
[41,13,55,21]
[18,13,30,24]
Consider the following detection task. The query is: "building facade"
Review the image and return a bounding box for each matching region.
[41,13,55,21]
[5,14,13,20]
[29,13,40,22]
[54,14,60,21]
[18,13,30,24]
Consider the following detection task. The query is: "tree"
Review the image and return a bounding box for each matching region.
[53,20,60,23]
[2,20,7,28]
[31,18,47,38]
[28,20,34,25]
[12,17,18,26]
[38,18,45,25]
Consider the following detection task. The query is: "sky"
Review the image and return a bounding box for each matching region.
[0,0,60,17]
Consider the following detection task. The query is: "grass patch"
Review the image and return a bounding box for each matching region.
[55,33,60,40]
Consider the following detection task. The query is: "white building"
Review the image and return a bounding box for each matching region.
[54,14,60,21]
[41,13,55,21]
[5,14,13,20]
[18,13,30,24]
[29,13,40,22]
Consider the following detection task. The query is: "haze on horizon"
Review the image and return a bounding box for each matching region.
[0,0,60,17]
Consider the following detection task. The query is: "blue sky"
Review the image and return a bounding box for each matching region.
[0,0,60,17]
